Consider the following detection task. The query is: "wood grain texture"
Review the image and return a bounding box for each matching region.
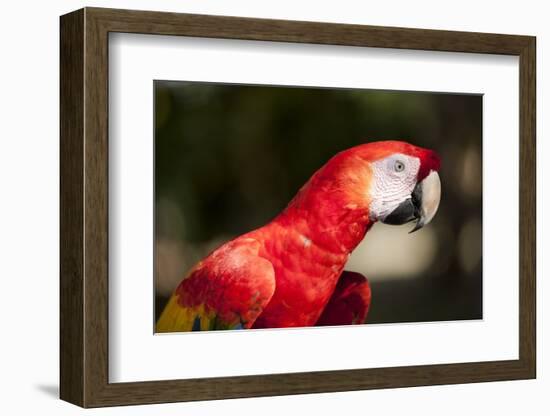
[518,38,536,376]
[83,10,110,406]
[59,8,84,406]
[59,7,537,408]
[89,7,532,54]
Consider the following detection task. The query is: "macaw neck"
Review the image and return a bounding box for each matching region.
[274,182,373,255]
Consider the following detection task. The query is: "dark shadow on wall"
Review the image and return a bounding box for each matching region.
[34,384,59,399]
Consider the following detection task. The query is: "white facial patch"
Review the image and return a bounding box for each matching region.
[368,154,420,221]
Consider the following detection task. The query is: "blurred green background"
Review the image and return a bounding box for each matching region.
[154,80,482,325]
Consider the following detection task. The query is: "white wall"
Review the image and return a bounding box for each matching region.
[0,1,545,414]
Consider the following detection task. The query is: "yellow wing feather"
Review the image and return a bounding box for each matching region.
[156,295,213,333]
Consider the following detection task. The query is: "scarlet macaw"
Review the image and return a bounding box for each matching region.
[157,140,441,331]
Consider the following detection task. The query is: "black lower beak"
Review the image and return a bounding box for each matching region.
[382,197,417,225]
[379,169,441,234]
[381,182,422,226]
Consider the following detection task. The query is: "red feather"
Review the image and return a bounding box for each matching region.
[158,141,440,331]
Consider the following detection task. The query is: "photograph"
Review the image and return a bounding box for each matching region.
[154,81,483,332]
[55,6,537,409]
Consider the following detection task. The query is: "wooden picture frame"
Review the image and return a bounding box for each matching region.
[60,7,536,408]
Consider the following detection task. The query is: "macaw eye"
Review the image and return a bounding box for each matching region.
[394,160,405,172]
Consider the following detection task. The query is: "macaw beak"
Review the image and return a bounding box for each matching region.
[381,170,441,233]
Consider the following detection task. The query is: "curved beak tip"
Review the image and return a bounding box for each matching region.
[409,221,424,234]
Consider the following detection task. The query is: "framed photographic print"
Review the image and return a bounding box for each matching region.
[60,7,536,408]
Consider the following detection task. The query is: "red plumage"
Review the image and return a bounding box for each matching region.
[157,141,440,331]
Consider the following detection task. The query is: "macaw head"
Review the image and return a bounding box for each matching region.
[316,141,441,234]
[357,141,441,232]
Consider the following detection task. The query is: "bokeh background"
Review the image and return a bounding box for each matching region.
[154,80,482,325]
